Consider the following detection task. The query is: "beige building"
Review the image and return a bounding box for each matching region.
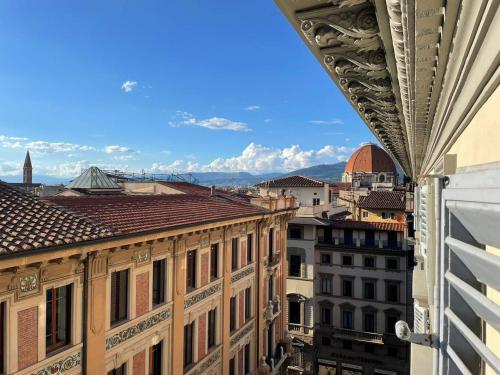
[0,180,295,375]
[275,0,500,374]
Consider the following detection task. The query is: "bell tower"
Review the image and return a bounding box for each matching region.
[23,150,32,184]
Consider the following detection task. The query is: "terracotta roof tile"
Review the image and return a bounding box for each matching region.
[331,219,405,232]
[255,175,324,188]
[0,181,117,256]
[357,191,405,210]
[46,193,267,235]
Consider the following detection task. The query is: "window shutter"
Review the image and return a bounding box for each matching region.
[419,185,429,258]
[439,163,500,374]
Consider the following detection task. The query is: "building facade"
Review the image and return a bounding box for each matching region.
[315,220,412,375]
[0,181,295,375]
[275,0,500,373]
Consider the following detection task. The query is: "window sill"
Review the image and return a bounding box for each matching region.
[45,343,72,358]
[110,318,130,329]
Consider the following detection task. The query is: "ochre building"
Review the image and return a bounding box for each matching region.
[0,181,295,375]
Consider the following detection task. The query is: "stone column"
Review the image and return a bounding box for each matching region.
[171,239,187,375]
[85,252,108,374]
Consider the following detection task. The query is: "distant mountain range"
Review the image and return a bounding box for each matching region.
[191,162,347,186]
[1,162,348,187]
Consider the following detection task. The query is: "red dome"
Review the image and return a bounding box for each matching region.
[344,144,396,173]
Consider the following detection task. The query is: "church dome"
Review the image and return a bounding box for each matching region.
[344,144,396,174]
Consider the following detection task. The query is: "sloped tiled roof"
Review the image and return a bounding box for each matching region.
[255,175,324,188]
[46,193,267,234]
[0,181,117,256]
[357,191,405,210]
[331,219,405,232]
[329,182,352,193]
[67,166,121,190]
[344,144,396,173]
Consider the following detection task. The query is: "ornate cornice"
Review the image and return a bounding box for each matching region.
[231,265,255,283]
[230,320,255,347]
[296,0,411,174]
[35,351,81,375]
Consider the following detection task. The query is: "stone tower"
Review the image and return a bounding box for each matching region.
[23,150,32,184]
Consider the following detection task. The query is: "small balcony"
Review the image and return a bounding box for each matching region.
[265,297,281,322]
[331,327,384,344]
[288,323,313,336]
[265,250,281,270]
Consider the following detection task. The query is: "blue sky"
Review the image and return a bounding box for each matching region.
[0,0,376,180]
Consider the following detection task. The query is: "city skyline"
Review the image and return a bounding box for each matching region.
[0,0,376,179]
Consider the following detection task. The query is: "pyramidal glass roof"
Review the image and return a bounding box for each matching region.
[66,166,121,190]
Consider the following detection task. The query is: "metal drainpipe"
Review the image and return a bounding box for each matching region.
[82,254,89,375]
[432,178,442,375]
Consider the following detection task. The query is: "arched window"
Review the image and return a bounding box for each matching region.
[379,174,385,182]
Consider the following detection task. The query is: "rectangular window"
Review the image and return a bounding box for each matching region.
[208,308,216,349]
[382,212,388,219]
[364,313,375,332]
[342,255,353,266]
[342,310,353,329]
[245,287,251,321]
[386,258,399,270]
[320,306,331,325]
[229,357,235,375]
[186,250,196,291]
[320,253,331,265]
[184,322,194,368]
[247,234,253,263]
[289,227,301,239]
[244,343,250,374]
[289,255,301,277]
[268,228,274,258]
[110,270,128,326]
[312,198,320,206]
[289,301,301,324]
[363,256,375,268]
[362,211,368,218]
[364,281,375,299]
[320,276,331,294]
[107,364,126,375]
[152,259,166,306]
[231,238,239,271]
[46,284,72,353]
[210,244,219,281]
[230,296,236,331]
[342,279,353,297]
[386,282,399,302]
[149,341,162,375]
[386,314,398,334]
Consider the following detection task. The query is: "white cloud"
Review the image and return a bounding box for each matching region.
[244,105,261,111]
[26,141,95,154]
[121,80,137,93]
[309,119,344,125]
[171,111,250,132]
[152,143,354,174]
[0,161,21,176]
[113,155,135,161]
[0,135,28,149]
[264,118,272,123]
[104,145,134,154]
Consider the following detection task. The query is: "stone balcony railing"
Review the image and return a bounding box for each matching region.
[296,203,330,217]
[288,323,313,336]
[331,327,384,344]
[265,296,281,322]
[264,250,281,270]
[250,195,296,211]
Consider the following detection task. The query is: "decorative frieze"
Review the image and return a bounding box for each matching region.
[105,308,171,350]
[231,265,254,284]
[184,282,222,309]
[230,321,254,348]
[19,273,38,293]
[135,249,149,264]
[187,347,222,375]
[36,351,81,375]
